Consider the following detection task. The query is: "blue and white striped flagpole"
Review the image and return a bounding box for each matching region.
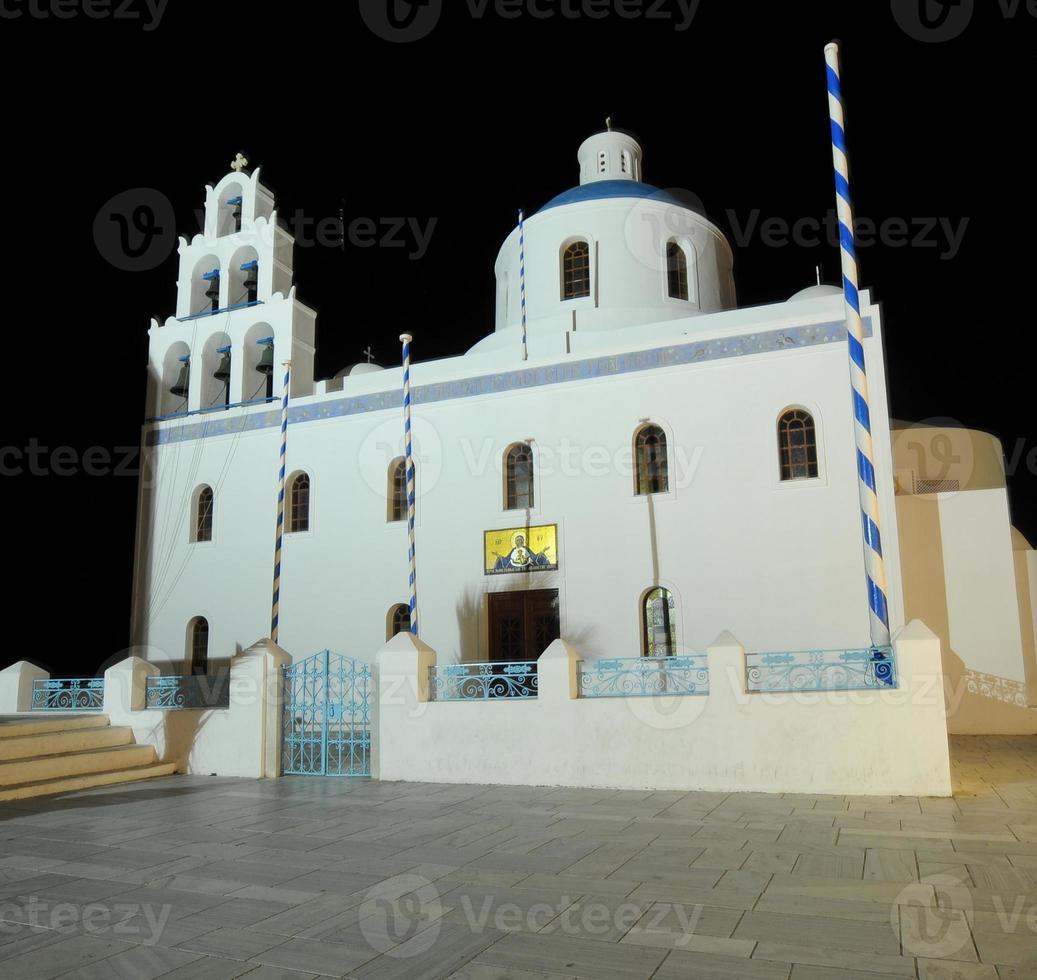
[826,41,891,650]
[270,360,291,644]
[400,334,419,636]
[518,209,528,361]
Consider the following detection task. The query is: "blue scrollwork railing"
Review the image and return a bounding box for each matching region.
[31,678,105,711]
[145,673,230,710]
[430,661,538,701]
[577,655,709,698]
[745,646,897,693]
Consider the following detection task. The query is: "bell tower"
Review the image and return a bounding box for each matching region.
[145,153,316,420]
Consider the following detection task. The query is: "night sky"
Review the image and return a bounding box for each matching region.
[3,2,1031,676]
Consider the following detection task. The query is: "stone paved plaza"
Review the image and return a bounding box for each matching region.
[1,737,1036,979]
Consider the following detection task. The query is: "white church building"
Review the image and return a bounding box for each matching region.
[119,129,1037,795]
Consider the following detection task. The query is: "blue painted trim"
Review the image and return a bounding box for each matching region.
[146,396,277,424]
[146,317,874,446]
[179,299,264,322]
[539,180,696,214]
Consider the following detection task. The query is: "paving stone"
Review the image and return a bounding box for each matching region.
[652,948,792,979]
[51,942,204,979]
[0,933,135,979]
[2,737,1037,979]
[918,961,999,979]
[733,909,902,955]
[753,940,917,976]
[475,931,666,979]
[864,849,919,882]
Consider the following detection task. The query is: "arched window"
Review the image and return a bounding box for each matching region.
[389,457,409,522]
[189,617,209,675]
[195,486,214,542]
[562,241,591,300]
[666,241,689,301]
[388,603,411,640]
[635,424,669,495]
[642,588,676,658]
[778,409,819,480]
[505,443,534,510]
[289,473,310,532]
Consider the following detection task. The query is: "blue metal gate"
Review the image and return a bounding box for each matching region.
[282,651,371,776]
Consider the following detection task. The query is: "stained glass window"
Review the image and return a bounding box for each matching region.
[643,588,676,657]
[778,409,819,480]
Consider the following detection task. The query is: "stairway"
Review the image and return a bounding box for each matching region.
[0,715,176,801]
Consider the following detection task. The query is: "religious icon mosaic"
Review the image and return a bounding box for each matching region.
[484,524,558,575]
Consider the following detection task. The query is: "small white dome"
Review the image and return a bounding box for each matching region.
[333,362,385,379]
[788,284,843,302]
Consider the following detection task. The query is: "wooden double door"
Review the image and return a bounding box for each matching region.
[488,589,560,663]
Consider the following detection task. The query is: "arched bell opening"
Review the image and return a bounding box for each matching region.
[243,323,276,402]
[229,245,260,308]
[200,331,233,410]
[189,254,221,317]
[161,341,192,417]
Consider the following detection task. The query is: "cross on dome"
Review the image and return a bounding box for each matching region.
[230,153,249,173]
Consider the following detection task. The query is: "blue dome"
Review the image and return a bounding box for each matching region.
[538,180,694,214]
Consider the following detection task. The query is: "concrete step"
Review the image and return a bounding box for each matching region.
[0,743,158,787]
[0,725,132,762]
[0,715,109,739]
[0,763,178,802]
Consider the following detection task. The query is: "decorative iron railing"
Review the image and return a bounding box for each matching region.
[31,678,105,711]
[745,646,897,693]
[578,656,709,698]
[430,661,538,701]
[145,672,230,710]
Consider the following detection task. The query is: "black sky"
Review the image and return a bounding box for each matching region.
[3,1,1032,675]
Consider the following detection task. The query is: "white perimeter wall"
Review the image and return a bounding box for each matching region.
[376,624,952,797]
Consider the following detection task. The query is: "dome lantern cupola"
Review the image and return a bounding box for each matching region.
[577,122,643,184]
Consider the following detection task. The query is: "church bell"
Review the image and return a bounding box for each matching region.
[213,348,231,383]
[256,342,274,376]
[228,195,243,234]
[241,260,258,304]
[170,357,190,400]
[203,269,220,312]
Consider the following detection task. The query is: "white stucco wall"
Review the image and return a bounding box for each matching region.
[939,489,1027,683]
[132,292,904,673]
